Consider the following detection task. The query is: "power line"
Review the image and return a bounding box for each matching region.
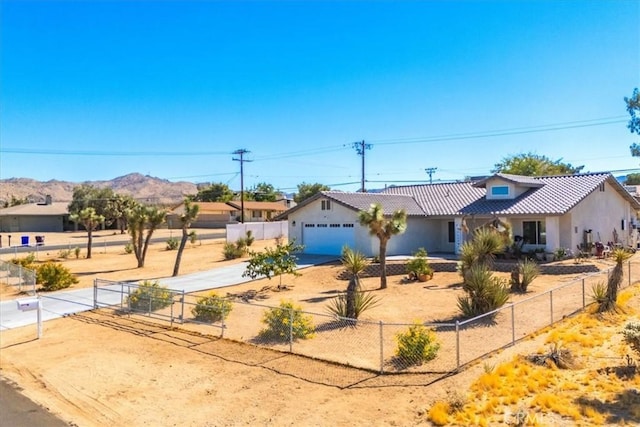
[0,148,231,156]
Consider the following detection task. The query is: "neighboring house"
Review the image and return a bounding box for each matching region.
[279,172,640,256]
[167,200,288,228]
[226,201,287,222]
[0,196,70,232]
[167,202,238,229]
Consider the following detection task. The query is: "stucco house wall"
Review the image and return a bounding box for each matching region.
[569,181,637,248]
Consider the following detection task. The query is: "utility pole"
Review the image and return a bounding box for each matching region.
[425,167,437,184]
[232,149,252,223]
[352,140,372,192]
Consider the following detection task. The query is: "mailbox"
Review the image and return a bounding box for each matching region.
[16,297,39,311]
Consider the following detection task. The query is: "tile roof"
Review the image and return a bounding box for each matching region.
[382,182,485,215]
[278,173,640,219]
[226,201,287,211]
[460,173,615,215]
[322,191,425,216]
[384,173,640,216]
[473,173,544,188]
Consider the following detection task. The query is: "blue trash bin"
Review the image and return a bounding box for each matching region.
[21,236,29,246]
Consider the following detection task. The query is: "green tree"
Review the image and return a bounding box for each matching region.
[251,182,278,202]
[625,173,640,185]
[492,152,584,176]
[172,199,200,277]
[69,207,105,259]
[358,203,407,289]
[127,204,167,268]
[294,182,330,203]
[105,193,137,234]
[3,195,29,208]
[626,88,640,156]
[193,182,234,202]
[242,241,303,289]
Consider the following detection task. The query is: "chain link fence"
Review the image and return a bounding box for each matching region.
[0,259,36,294]
[93,260,639,378]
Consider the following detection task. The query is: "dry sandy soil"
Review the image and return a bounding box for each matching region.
[0,231,637,426]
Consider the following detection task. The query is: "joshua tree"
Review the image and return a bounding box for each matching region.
[172,200,200,277]
[127,204,167,268]
[69,207,104,259]
[358,203,407,289]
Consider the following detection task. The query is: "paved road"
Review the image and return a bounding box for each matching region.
[0,378,68,427]
[0,231,225,256]
[0,254,337,330]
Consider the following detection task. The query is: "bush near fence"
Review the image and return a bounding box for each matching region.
[94,260,640,378]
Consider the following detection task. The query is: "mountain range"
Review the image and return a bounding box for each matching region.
[0,173,199,206]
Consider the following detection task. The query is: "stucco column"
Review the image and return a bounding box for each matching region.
[454,217,464,255]
[545,216,560,252]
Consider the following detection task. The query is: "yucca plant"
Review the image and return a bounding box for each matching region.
[458,265,510,317]
[599,248,632,312]
[510,258,539,293]
[458,228,505,277]
[340,246,372,319]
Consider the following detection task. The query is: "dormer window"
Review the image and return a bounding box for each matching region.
[491,186,509,196]
[321,200,331,211]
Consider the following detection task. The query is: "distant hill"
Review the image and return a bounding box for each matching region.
[0,173,198,206]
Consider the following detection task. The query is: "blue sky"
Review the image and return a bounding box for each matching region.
[1,0,639,192]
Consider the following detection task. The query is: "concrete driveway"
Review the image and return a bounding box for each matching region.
[0,254,337,331]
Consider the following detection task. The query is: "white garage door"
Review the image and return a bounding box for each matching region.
[302,223,355,255]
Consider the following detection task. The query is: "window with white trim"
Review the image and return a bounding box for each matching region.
[491,186,509,196]
[522,220,546,245]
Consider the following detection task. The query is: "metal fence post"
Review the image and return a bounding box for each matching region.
[455,320,460,372]
[170,295,174,327]
[549,290,553,325]
[629,261,632,288]
[120,282,124,310]
[511,304,515,345]
[221,305,226,339]
[289,307,294,353]
[582,278,586,308]
[93,279,98,309]
[181,291,185,324]
[379,321,384,374]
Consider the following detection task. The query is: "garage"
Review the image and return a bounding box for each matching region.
[301,222,355,255]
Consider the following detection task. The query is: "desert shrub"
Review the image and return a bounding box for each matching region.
[622,322,640,358]
[405,248,433,280]
[124,242,133,254]
[74,246,81,259]
[326,289,379,320]
[58,248,71,259]
[36,262,78,291]
[259,300,315,342]
[458,265,510,317]
[395,322,440,366]
[590,282,607,305]
[127,280,173,312]
[166,237,179,250]
[428,401,450,426]
[191,292,233,323]
[223,242,245,260]
[510,258,539,292]
[10,253,36,268]
[527,342,576,369]
[554,247,567,260]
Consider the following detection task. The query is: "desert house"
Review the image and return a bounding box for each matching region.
[279,172,640,256]
[167,200,288,229]
[0,195,70,233]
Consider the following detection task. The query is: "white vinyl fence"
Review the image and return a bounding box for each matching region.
[226,221,288,243]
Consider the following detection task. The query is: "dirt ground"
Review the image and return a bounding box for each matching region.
[0,231,636,426]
